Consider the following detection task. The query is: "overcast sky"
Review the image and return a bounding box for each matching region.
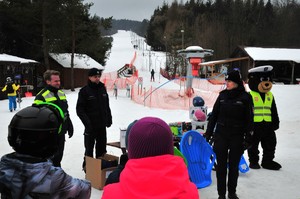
[84,0,189,21]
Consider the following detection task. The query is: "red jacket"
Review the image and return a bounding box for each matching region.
[102,154,199,199]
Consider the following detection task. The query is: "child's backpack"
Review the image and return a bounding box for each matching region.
[6,83,14,93]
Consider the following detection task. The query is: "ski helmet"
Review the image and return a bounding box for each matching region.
[6,77,12,82]
[193,96,205,107]
[8,103,64,158]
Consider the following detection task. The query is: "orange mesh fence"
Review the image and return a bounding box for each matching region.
[129,79,224,110]
[101,71,138,91]
[100,70,224,110]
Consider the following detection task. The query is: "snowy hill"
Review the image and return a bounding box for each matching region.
[1,30,300,198]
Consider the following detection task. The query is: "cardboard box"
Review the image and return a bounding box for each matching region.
[85,154,119,190]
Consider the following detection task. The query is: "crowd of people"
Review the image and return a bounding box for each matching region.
[0,68,280,199]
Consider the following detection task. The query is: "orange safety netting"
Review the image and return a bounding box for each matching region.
[101,71,138,91]
[100,71,225,110]
[131,80,223,110]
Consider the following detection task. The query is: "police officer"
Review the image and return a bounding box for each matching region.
[205,70,253,199]
[76,68,112,172]
[33,70,73,167]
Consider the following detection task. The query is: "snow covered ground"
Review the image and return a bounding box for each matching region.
[1,30,300,198]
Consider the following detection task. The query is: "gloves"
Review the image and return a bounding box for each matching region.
[84,128,93,136]
[273,124,279,131]
[243,131,253,150]
[203,132,214,144]
[67,118,74,138]
[68,130,73,138]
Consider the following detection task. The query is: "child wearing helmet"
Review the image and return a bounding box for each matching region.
[0,104,91,199]
[1,77,20,112]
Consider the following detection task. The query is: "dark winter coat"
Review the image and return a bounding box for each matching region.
[76,80,112,133]
[0,152,91,199]
[206,85,253,137]
[34,85,73,135]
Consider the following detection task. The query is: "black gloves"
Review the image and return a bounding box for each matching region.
[243,131,253,150]
[68,130,73,138]
[203,132,214,144]
[273,123,279,131]
[67,118,74,138]
[84,128,93,136]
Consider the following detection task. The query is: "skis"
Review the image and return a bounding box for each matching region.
[17,91,22,109]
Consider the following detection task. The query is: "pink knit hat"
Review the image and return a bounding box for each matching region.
[128,117,174,159]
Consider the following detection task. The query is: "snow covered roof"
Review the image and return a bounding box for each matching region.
[49,53,104,70]
[0,53,38,64]
[244,47,300,63]
[185,46,204,51]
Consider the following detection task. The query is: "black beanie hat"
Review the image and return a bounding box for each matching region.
[88,68,102,76]
[128,117,174,159]
[225,70,243,86]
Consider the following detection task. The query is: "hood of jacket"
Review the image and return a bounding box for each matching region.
[102,154,199,199]
[0,153,52,198]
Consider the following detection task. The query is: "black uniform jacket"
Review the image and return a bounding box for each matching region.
[76,80,112,133]
[206,85,253,136]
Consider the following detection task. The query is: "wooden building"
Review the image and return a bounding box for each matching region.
[230,46,300,84]
[199,46,300,84]
[0,54,39,100]
[45,53,105,90]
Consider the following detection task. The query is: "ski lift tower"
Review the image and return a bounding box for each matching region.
[178,46,213,97]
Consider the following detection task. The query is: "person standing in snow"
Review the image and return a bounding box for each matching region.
[113,82,118,99]
[33,70,74,167]
[150,69,155,82]
[102,117,199,199]
[1,77,20,112]
[76,68,112,172]
[204,70,253,199]
[126,83,130,98]
[0,104,91,199]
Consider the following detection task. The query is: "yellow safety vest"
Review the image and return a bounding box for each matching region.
[250,91,273,122]
[34,89,66,104]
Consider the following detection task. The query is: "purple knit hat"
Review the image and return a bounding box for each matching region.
[128,117,174,159]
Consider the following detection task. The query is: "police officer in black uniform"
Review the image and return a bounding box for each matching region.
[205,70,253,199]
[76,68,112,172]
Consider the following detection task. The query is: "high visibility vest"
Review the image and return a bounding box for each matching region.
[250,91,273,122]
[34,89,66,104]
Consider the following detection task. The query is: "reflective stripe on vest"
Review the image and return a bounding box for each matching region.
[250,91,273,122]
[34,89,66,104]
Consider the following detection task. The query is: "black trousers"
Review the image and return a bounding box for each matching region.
[51,134,65,167]
[214,133,244,196]
[248,125,277,164]
[84,128,107,158]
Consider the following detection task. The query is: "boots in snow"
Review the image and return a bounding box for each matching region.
[261,160,282,170]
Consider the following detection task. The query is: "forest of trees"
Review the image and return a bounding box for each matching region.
[1,0,300,74]
[102,19,149,37]
[0,0,112,67]
[146,0,300,60]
